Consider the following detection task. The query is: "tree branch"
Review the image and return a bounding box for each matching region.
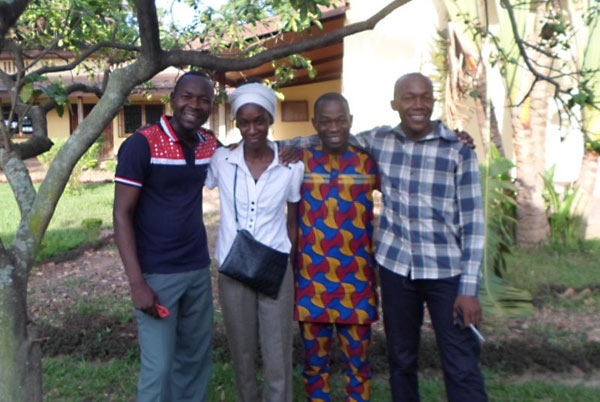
[521,40,556,59]
[5,105,53,159]
[163,0,411,71]
[9,136,54,160]
[28,41,139,76]
[0,151,37,218]
[0,0,29,41]
[41,83,103,112]
[21,36,64,72]
[500,0,564,96]
[0,68,13,90]
[0,106,11,153]
[134,0,162,61]
[102,69,111,93]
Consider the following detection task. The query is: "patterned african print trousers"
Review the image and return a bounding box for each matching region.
[299,322,372,402]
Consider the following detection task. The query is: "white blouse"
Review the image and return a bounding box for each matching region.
[205,141,304,265]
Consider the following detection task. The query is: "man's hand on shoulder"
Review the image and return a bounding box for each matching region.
[455,129,476,149]
[279,145,301,165]
[454,295,482,327]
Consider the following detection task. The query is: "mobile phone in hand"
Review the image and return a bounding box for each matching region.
[455,308,485,343]
[142,303,170,319]
[154,303,170,319]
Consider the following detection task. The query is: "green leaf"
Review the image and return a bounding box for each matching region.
[489,158,514,177]
[25,73,49,83]
[21,82,35,102]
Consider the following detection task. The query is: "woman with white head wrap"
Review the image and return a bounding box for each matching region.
[229,82,278,123]
[205,82,304,402]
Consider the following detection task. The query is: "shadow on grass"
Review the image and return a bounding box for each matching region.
[39,311,600,376]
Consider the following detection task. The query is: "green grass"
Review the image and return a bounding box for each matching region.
[503,240,600,311]
[0,182,114,260]
[504,240,600,293]
[43,356,600,401]
[483,380,600,402]
[75,295,134,324]
[44,353,138,402]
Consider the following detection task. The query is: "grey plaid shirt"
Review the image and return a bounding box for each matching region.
[289,121,485,296]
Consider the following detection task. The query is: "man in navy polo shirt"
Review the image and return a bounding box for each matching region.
[114,71,218,402]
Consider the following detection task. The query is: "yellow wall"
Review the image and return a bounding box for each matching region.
[272,79,342,140]
[46,109,70,139]
[112,116,124,156]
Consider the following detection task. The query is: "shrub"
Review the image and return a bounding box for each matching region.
[81,218,103,244]
[541,166,586,251]
[479,145,533,318]
[38,136,105,193]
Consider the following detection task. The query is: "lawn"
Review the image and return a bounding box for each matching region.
[504,241,600,312]
[0,182,114,260]
[43,356,600,401]
[1,182,599,400]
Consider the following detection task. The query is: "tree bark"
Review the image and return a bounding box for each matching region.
[513,101,551,244]
[513,75,553,244]
[578,151,600,238]
[0,258,42,402]
[512,3,553,245]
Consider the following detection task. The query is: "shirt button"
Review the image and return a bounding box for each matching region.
[250,219,253,222]
[251,208,255,211]
[251,201,255,205]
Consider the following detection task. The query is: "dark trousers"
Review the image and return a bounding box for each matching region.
[379,268,487,402]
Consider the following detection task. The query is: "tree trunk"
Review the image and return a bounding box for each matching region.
[513,94,551,244]
[511,4,553,245]
[578,151,600,238]
[0,258,42,402]
[473,90,505,156]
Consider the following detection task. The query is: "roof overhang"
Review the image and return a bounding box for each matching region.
[218,5,346,88]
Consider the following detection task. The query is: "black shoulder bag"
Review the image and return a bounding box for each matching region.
[218,165,289,299]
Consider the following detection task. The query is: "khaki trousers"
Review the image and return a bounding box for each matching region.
[218,265,294,402]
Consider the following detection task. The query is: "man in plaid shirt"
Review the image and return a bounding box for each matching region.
[352,73,487,402]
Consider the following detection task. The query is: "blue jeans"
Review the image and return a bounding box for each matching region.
[379,268,487,402]
[136,267,213,402]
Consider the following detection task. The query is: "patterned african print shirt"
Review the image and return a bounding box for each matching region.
[288,121,485,297]
[294,145,379,324]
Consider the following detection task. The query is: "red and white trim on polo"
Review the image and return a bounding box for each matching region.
[114,176,143,187]
[115,115,218,187]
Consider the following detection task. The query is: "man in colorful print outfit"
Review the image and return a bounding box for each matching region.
[294,93,379,402]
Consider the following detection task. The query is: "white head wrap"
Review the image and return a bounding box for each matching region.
[230,83,278,122]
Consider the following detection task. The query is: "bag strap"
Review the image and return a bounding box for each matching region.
[233,165,239,227]
[233,161,271,230]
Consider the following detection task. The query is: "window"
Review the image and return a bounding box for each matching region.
[120,104,164,137]
[2,61,17,74]
[123,105,142,134]
[70,104,96,134]
[2,110,33,137]
[145,105,164,125]
[281,100,308,122]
